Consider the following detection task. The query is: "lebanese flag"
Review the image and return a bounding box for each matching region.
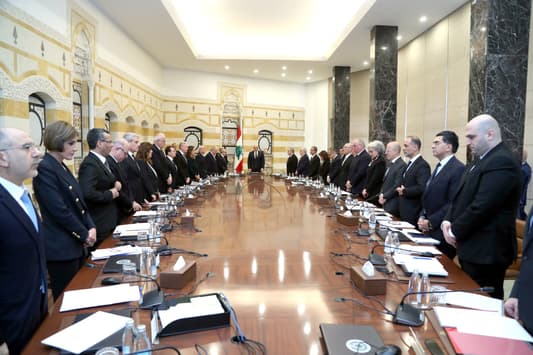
[235,126,243,173]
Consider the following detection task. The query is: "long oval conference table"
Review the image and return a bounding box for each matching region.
[24,175,476,354]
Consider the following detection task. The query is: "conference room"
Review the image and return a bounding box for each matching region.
[1,0,533,354]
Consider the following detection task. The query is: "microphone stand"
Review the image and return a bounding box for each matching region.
[368,244,437,266]
[136,274,165,310]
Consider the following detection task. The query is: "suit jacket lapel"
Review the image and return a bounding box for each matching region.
[0,185,39,239]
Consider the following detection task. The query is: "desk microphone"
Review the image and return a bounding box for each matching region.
[393,286,494,326]
[156,246,208,257]
[135,273,164,309]
[368,244,437,266]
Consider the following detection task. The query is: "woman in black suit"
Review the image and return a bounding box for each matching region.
[362,140,386,205]
[318,150,330,183]
[136,142,159,202]
[186,145,200,181]
[33,121,97,300]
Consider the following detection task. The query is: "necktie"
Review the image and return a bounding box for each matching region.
[21,190,38,231]
[428,162,441,184]
[255,151,258,159]
[403,160,412,177]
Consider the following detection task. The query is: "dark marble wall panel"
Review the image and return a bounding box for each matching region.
[469,0,531,158]
[333,66,351,149]
[370,26,398,143]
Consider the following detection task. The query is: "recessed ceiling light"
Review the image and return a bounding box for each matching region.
[481,26,487,32]
[363,61,369,66]
[281,72,286,77]
[253,69,259,74]
[381,46,388,51]
[396,35,402,41]
[282,66,287,71]
[308,69,313,74]
[224,65,230,70]
[306,76,311,81]
[419,15,427,23]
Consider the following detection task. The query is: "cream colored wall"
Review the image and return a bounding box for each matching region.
[349,69,370,145]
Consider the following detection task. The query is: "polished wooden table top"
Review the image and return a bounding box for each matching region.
[25,176,475,354]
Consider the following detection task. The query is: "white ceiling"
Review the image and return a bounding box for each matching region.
[89,0,469,84]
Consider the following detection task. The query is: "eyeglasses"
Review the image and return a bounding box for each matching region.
[0,142,40,152]
[99,139,113,144]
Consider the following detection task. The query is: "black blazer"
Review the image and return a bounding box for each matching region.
[445,143,521,265]
[196,154,207,178]
[108,155,134,219]
[187,156,199,180]
[167,156,180,189]
[138,160,159,201]
[309,155,320,179]
[247,150,265,172]
[328,155,341,184]
[381,157,406,217]
[398,156,431,226]
[78,152,118,240]
[347,151,371,196]
[151,145,170,193]
[421,156,465,240]
[33,153,95,261]
[121,154,144,204]
[205,153,218,175]
[510,205,533,333]
[0,184,48,354]
[296,154,310,177]
[364,155,386,204]
[334,155,353,189]
[286,154,298,175]
[173,152,188,186]
[319,160,330,183]
[216,153,227,174]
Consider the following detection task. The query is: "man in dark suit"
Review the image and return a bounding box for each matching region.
[327,148,341,184]
[216,147,228,174]
[247,145,265,173]
[418,131,465,259]
[0,128,48,354]
[196,145,209,179]
[518,149,531,220]
[108,139,141,222]
[205,146,219,175]
[308,146,320,180]
[151,133,171,193]
[379,141,406,217]
[442,114,522,299]
[334,143,353,189]
[397,136,431,226]
[173,142,190,186]
[505,205,533,334]
[296,148,310,177]
[78,128,121,243]
[286,148,298,175]
[165,145,179,190]
[121,133,144,204]
[346,139,371,197]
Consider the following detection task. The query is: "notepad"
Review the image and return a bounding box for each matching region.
[60,284,141,312]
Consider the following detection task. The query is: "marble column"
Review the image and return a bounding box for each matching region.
[332,66,351,149]
[469,0,531,157]
[369,26,398,144]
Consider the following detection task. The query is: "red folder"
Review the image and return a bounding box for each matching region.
[445,327,533,355]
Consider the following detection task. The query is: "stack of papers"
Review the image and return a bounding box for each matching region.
[392,254,448,276]
[42,311,132,354]
[113,222,150,237]
[158,295,225,328]
[91,245,144,261]
[133,210,157,217]
[397,244,442,255]
[380,220,415,229]
[445,292,502,313]
[60,284,141,312]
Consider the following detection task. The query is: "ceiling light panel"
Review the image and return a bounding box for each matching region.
[168,0,374,60]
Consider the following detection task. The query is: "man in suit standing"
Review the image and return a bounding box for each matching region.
[247,145,265,173]
[442,114,521,299]
[108,139,141,222]
[78,128,121,243]
[346,139,371,197]
[173,142,190,187]
[327,148,341,184]
[505,205,533,335]
[196,146,207,179]
[418,131,465,259]
[205,146,219,175]
[334,143,353,189]
[308,146,320,180]
[296,148,310,177]
[151,133,171,193]
[286,148,298,175]
[379,141,407,217]
[0,128,48,354]
[121,133,144,204]
[396,136,431,226]
[165,145,179,190]
[215,147,228,174]
[518,149,531,220]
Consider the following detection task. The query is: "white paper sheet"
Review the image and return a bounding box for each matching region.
[91,245,144,260]
[113,223,151,232]
[392,254,448,276]
[41,311,131,354]
[380,220,415,229]
[60,284,140,312]
[158,295,225,329]
[133,210,157,217]
[445,292,503,313]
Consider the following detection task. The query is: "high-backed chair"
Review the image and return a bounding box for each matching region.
[505,219,526,279]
